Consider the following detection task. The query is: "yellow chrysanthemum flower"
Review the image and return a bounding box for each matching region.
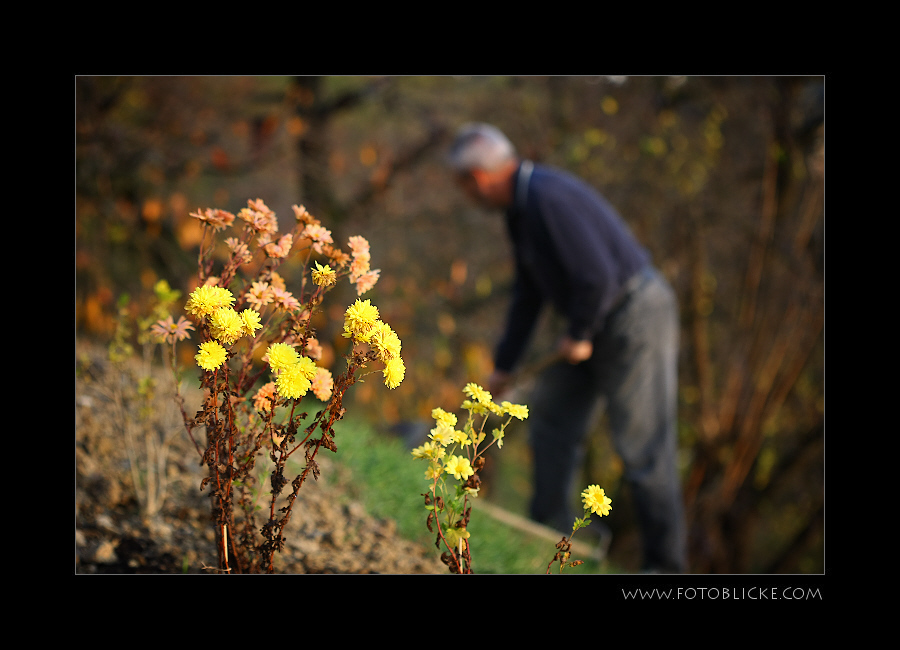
[370,320,402,361]
[429,422,455,447]
[240,309,262,337]
[266,342,300,372]
[581,485,613,517]
[461,399,488,415]
[463,382,492,404]
[311,261,337,287]
[195,340,228,371]
[343,299,380,342]
[444,455,474,481]
[501,401,529,420]
[452,430,471,447]
[383,356,405,389]
[185,285,235,318]
[209,307,244,345]
[411,441,444,460]
[275,362,313,400]
[431,407,457,428]
[293,355,319,381]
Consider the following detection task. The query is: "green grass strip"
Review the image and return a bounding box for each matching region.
[331,417,604,574]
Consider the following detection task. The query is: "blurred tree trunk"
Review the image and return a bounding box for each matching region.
[683,77,824,573]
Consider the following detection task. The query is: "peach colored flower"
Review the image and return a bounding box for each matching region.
[269,272,287,291]
[238,198,278,234]
[151,315,195,343]
[305,337,324,360]
[190,207,235,231]
[225,237,252,265]
[311,367,334,402]
[353,269,380,296]
[248,198,272,213]
[301,224,334,254]
[245,281,274,310]
[265,233,293,259]
[324,245,351,268]
[253,382,278,413]
[271,286,301,312]
[292,204,315,225]
[347,235,370,257]
[349,255,370,281]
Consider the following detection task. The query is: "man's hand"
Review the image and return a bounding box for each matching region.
[558,336,593,364]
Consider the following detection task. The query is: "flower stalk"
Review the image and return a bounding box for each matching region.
[157,198,404,573]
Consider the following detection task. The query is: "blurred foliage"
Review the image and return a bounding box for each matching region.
[75,75,824,573]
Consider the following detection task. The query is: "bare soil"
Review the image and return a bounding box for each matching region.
[74,342,445,575]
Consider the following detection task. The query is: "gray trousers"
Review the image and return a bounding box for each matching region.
[527,267,687,573]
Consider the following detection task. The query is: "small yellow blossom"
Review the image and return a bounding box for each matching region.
[370,320,402,361]
[293,356,319,381]
[501,401,529,420]
[429,422,455,447]
[452,430,471,447]
[411,441,445,460]
[311,261,337,287]
[240,309,262,337]
[444,455,474,481]
[195,340,228,371]
[461,399,488,415]
[266,343,300,372]
[383,356,406,389]
[463,382,492,404]
[275,361,313,400]
[185,285,235,318]
[209,307,244,345]
[343,299,380,342]
[431,407,457,428]
[581,485,613,517]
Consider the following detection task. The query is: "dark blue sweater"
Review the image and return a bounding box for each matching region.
[494,161,651,372]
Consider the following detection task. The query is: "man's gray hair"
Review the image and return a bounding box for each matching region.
[447,123,517,173]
